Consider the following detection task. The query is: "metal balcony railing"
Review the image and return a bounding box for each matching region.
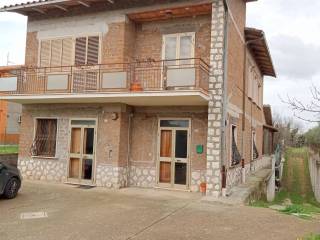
[0,58,209,95]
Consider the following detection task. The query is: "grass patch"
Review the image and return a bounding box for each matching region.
[301,234,320,240]
[249,147,320,219]
[0,145,19,154]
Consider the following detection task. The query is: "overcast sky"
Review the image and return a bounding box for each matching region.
[0,0,319,130]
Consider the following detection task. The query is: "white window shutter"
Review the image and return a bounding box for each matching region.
[62,38,73,66]
[51,39,62,67]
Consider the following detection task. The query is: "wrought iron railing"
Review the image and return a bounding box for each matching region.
[1,58,209,95]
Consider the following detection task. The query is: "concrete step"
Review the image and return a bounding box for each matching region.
[202,167,272,206]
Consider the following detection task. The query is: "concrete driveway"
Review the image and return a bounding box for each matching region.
[0,181,319,240]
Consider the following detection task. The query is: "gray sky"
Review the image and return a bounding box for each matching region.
[0,0,319,130]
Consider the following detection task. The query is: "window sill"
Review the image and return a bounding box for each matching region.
[31,156,58,160]
[229,163,241,169]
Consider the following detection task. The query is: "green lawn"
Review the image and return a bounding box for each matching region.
[0,145,19,154]
[250,147,320,219]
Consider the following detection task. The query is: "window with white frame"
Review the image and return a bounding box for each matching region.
[162,32,195,65]
[231,125,241,166]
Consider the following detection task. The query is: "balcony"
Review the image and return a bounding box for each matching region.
[0,58,210,106]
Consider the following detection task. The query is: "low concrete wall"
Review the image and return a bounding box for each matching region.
[309,150,320,202]
[0,154,18,167]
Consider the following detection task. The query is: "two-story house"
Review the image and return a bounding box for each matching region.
[0,0,276,197]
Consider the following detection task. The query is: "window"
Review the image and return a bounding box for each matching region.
[231,125,241,166]
[163,33,195,65]
[252,131,259,160]
[32,119,57,157]
[75,36,99,65]
[40,38,73,67]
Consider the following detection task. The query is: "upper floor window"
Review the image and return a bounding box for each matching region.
[162,32,195,65]
[75,36,100,66]
[39,35,100,67]
[40,38,73,67]
[248,66,263,108]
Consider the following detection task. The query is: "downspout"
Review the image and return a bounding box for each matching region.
[126,111,133,187]
[221,0,229,191]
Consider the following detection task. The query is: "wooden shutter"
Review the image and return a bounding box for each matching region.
[40,40,51,67]
[87,36,99,65]
[51,39,62,67]
[62,38,73,66]
[75,37,87,65]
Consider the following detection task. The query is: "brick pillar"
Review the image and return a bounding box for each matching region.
[206,0,226,197]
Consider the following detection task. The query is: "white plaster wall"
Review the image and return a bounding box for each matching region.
[27,11,126,39]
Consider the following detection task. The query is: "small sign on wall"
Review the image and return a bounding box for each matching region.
[196,145,203,154]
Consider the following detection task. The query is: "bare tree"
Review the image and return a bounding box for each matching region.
[273,113,304,147]
[283,84,320,123]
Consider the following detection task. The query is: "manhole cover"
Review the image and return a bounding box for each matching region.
[20,212,48,220]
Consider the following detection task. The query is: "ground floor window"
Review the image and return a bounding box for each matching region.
[231,125,241,166]
[252,131,259,160]
[32,119,57,157]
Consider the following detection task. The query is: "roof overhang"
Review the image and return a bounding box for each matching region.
[263,124,278,133]
[245,27,276,78]
[0,0,213,17]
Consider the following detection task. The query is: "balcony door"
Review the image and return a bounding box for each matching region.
[68,119,97,185]
[162,33,195,88]
[157,119,190,190]
[72,36,100,92]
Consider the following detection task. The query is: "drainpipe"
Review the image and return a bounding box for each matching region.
[221,0,229,194]
[126,110,133,187]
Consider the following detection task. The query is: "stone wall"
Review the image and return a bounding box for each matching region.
[226,155,272,189]
[309,151,320,202]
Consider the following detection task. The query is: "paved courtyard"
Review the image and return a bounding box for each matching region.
[0,181,319,240]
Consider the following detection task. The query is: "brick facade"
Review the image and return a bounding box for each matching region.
[8,0,275,195]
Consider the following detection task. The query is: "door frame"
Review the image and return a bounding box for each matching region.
[67,118,98,185]
[156,118,191,190]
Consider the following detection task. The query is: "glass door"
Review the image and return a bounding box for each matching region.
[158,120,190,190]
[68,120,96,185]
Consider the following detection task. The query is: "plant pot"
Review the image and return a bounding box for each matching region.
[130,83,143,91]
[200,182,206,195]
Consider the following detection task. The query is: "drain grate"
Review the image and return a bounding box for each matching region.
[77,185,96,189]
